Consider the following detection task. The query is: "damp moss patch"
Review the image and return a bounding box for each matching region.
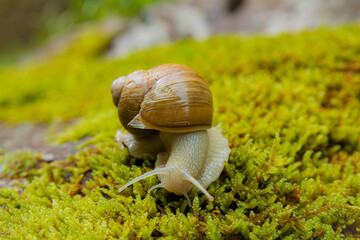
[0,25,360,239]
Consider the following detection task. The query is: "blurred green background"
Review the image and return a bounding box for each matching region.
[0,1,360,239]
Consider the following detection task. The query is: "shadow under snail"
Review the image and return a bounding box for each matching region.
[111,63,230,205]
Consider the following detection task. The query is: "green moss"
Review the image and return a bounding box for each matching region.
[0,151,37,178]
[0,25,360,239]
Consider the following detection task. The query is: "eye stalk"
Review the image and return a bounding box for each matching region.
[112,64,230,206]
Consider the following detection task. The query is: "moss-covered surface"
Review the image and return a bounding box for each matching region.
[1,25,360,239]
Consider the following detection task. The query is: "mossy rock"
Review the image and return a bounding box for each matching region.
[0,25,360,239]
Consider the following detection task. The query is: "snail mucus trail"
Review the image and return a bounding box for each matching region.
[111,63,230,206]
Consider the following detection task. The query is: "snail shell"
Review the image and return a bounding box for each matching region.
[111,64,213,136]
[113,64,230,205]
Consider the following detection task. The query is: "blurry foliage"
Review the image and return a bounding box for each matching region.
[39,0,171,40]
[0,0,169,64]
[67,0,169,21]
[0,0,61,64]
[0,0,55,47]
[0,25,360,238]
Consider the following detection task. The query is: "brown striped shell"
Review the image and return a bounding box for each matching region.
[111,64,213,137]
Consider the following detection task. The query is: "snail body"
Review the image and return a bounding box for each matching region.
[112,64,230,205]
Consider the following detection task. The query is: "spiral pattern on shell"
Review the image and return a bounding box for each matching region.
[111,64,213,137]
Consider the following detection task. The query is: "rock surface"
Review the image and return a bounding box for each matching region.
[0,123,84,160]
[108,0,360,57]
[216,0,360,34]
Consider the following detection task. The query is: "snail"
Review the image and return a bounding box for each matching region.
[111,63,230,205]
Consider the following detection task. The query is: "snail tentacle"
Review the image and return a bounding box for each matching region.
[147,183,164,193]
[112,64,230,203]
[118,167,172,193]
[181,170,214,201]
[184,192,192,207]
